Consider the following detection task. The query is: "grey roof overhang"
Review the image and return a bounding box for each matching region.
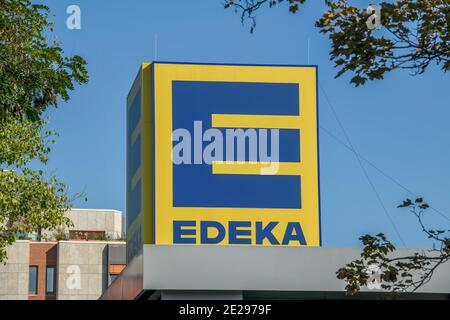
[143,245,450,294]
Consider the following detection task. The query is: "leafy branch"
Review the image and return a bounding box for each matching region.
[317,0,450,85]
[0,0,88,122]
[224,1,306,33]
[337,198,449,296]
[224,0,450,85]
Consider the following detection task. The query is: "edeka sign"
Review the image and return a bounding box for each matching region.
[126,62,320,253]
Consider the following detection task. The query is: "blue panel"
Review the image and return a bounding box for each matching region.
[172,81,301,209]
[128,89,141,132]
[128,135,141,178]
[172,81,299,116]
[205,128,300,163]
[173,167,300,208]
[127,180,142,226]
[127,89,142,230]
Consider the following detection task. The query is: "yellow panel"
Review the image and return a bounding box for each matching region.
[151,63,320,247]
[212,162,302,176]
[212,114,303,129]
[141,63,154,244]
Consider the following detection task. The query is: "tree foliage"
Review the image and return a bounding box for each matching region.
[0,0,88,262]
[337,198,449,295]
[0,120,73,262]
[224,0,450,85]
[0,0,88,121]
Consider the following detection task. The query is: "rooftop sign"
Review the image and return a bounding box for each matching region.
[127,62,320,257]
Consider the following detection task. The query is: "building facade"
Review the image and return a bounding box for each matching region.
[0,209,126,300]
[0,241,29,300]
[42,209,124,241]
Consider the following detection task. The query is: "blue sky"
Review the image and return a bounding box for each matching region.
[40,0,449,248]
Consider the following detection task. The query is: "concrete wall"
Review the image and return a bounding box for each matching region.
[0,241,29,300]
[70,209,123,239]
[44,209,123,240]
[56,241,109,300]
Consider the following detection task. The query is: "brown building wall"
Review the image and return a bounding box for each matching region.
[29,242,58,300]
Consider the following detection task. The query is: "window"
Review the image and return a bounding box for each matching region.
[29,266,38,294]
[110,274,118,284]
[46,266,56,294]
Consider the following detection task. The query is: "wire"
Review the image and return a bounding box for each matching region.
[319,125,450,223]
[319,83,408,247]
